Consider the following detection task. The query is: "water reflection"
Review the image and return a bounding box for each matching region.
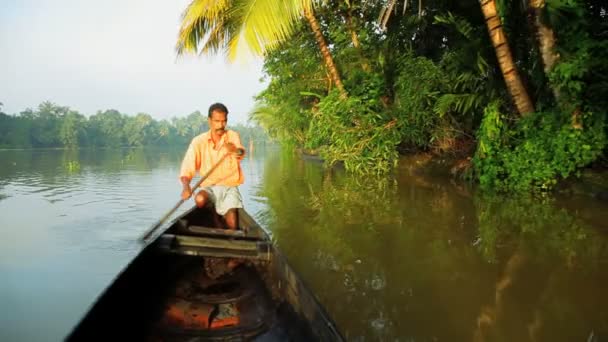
[0,146,277,341]
[257,149,608,341]
[1,147,607,341]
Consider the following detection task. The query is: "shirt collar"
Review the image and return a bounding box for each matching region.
[206,130,227,143]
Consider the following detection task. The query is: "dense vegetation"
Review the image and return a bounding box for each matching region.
[177,0,607,192]
[254,1,608,190]
[0,102,267,149]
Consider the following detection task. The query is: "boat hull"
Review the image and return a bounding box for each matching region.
[66,206,343,341]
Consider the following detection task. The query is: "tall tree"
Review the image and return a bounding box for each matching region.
[378,0,536,115]
[303,7,347,98]
[528,0,559,75]
[479,0,535,115]
[60,111,86,148]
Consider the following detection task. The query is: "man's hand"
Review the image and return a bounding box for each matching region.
[180,177,192,200]
[225,143,246,160]
[181,188,192,200]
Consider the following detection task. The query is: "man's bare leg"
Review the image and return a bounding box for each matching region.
[195,190,223,227]
[224,208,239,230]
[224,208,242,268]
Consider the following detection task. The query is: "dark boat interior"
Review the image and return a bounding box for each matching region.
[67,207,339,341]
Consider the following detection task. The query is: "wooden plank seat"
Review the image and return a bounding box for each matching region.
[157,234,272,260]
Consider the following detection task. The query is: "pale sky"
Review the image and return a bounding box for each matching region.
[0,0,266,124]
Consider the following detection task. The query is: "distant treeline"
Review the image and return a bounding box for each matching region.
[0,102,268,149]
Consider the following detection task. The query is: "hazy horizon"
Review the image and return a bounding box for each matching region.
[0,0,267,124]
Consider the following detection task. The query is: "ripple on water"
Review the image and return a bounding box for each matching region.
[370,317,386,331]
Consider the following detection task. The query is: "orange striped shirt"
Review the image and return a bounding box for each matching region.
[179,130,244,187]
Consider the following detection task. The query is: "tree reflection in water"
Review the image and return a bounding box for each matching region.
[255,149,608,341]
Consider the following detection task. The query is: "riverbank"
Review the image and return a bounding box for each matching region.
[298,147,608,200]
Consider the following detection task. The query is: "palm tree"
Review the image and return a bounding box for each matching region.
[302,7,347,98]
[479,0,535,115]
[528,0,559,75]
[176,0,347,98]
[528,0,561,106]
[379,0,535,116]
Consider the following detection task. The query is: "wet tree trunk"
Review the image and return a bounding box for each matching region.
[480,0,535,115]
[529,0,559,74]
[304,8,348,99]
[529,0,561,101]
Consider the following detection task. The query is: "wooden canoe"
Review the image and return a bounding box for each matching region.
[66,206,344,341]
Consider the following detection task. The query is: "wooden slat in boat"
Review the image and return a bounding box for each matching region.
[156,234,272,260]
[177,218,266,241]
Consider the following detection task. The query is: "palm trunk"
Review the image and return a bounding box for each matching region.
[344,11,371,72]
[529,0,559,74]
[480,0,535,115]
[304,7,348,99]
[345,14,361,49]
[529,0,561,102]
[528,0,584,129]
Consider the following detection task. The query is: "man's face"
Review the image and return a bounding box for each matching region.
[208,110,227,135]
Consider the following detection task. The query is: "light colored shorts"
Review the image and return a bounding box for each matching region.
[199,185,243,216]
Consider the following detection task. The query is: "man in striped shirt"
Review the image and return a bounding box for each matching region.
[179,103,246,230]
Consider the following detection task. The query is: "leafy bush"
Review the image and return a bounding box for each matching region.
[392,55,446,149]
[474,102,606,192]
[306,91,401,175]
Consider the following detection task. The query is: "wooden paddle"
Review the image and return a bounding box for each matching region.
[140,148,244,242]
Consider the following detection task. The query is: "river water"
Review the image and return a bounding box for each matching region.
[0,147,607,341]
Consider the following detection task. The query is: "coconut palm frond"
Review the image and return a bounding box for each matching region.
[226,0,313,60]
[200,19,241,56]
[176,0,313,60]
[176,0,232,55]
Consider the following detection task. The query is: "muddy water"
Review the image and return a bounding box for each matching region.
[1,147,607,341]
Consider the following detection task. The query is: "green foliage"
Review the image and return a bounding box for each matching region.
[474,102,606,192]
[305,90,401,175]
[242,0,608,190]
[250,21,326,145]
[392,55,444,149]
[469,0,608,192]
[60,111,86,148]
[30,102,65,147]
[250,101,308,146]
[175,0,312,60]
[545,0,608,113]
[434,12,502,122]
[0,102,268,149]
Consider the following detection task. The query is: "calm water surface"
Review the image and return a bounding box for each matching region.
[1,147,607,341]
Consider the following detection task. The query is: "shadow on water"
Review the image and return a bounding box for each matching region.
[255,148,608,341]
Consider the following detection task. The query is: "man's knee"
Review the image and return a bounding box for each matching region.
[194,191,209,208]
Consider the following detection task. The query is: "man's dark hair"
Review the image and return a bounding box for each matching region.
[208,103,229,117]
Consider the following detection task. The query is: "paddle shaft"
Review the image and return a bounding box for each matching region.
[140,151,233,242]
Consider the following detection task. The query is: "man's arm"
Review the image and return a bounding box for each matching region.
[226,131,246,160]
[179,139,199,199]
